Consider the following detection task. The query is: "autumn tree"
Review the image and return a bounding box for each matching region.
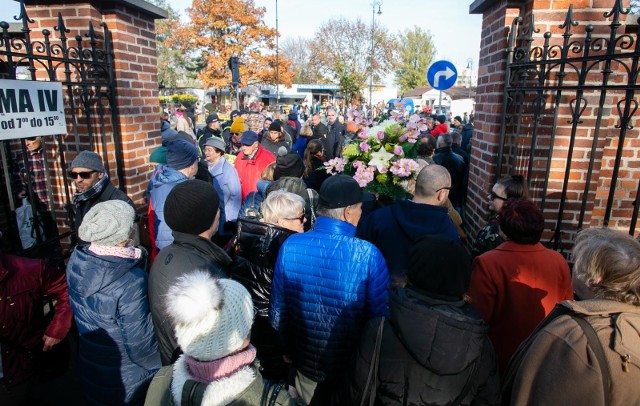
[307,17,396,103]
[394,26,436,94]
[148,0,191,89]
[280,36,323,84]
[169,0,293,89]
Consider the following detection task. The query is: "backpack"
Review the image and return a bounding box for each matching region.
[502,304,613,405]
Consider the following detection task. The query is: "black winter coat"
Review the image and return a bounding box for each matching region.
[349,288,500,406]
[311,122,339,159]
[433,146,466,208]
[229,218,296,380]
[148,232,230,365]
[327,120,346,158]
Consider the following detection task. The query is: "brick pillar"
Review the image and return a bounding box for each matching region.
[24,0,167,206]
[468,0,639,243]
[466,0,522,241]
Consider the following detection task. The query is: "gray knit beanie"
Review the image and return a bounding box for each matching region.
[70,151,106,172]
[78,200,135,246]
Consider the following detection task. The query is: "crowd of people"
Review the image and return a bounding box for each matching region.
[1,101,639,406]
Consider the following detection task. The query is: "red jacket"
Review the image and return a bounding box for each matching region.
[430,122,449,136]
[0,254,72,386]
[234,146,275,201]
[468,241,573,374]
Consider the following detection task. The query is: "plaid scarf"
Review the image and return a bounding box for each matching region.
[72,173,109,206]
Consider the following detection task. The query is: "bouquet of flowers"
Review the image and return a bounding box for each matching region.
[324,105,428,200]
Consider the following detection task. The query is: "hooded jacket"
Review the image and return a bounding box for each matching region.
[148,164,189,256]
[144,361,294,406]
[357,199,460,283]
[161,120,178,142]
[66,246,161,405]
[148,231,231,365]
[349,288,500,405]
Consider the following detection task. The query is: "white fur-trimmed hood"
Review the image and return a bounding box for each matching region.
[171,355,257,406]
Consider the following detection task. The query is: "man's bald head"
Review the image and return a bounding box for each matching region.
[415,164,451,200]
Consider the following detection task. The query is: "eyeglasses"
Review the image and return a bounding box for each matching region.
[68,170,96,179]
[284,213,306,223]
[25,137,38,141]
[436,186,451,192]
[489,190,507,201]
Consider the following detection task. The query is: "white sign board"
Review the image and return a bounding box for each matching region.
[0,79,67,140]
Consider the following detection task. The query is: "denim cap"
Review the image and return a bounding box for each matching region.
[239,131,259,145]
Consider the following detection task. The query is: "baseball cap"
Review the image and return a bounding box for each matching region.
[239,131,259,145]
[206,113,219,124]
[319,175,373,209]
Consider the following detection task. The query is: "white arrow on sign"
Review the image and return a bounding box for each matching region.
[433,66,455,88]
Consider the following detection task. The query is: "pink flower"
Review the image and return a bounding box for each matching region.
[353,166,375,187]
[353,160,365,169]
[323,157,347,175]
[390,159,420,178]
[358,129,368,139]
[398,134,408,143]
[394,145,403,156]
[359,142,370,152]
[377,131,385,140]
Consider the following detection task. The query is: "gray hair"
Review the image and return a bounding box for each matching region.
[317,205,347,220]
[261,189,305,224]
[437,133,453,148]
[573,227,640,306]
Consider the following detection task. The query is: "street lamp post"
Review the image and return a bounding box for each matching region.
[275,0,280,107]
[369,1,382,118]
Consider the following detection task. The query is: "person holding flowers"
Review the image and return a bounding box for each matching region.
[357,164,460,287]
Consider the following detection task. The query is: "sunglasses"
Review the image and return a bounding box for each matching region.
[489,190,507,201]
[25,137,38,141]
[285,214,306,223]
[68,170,96,179]
[436,186,451,192]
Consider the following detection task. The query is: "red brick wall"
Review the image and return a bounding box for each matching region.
[466,1,522,241]
[23,1,161,207]
[103,4,162,204]
[468,0,639,249]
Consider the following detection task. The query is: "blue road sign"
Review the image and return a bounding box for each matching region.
[427,60,458,91]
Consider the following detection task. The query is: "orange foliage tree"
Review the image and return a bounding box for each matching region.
[170,0,294,89]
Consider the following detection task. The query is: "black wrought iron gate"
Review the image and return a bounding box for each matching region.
[497,2,640,253]
[0,1,123,257]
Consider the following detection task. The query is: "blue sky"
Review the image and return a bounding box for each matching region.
[1,0,482,82]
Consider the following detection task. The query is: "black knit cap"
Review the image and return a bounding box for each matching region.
[268,121,282,132]
[164,180,219,235]
[408,235,471,300]
[273,147,304,180]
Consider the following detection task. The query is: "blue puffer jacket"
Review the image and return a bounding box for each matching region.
[269,216,390,382]
[66,246,160,406]
[148,164,188,252]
